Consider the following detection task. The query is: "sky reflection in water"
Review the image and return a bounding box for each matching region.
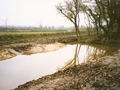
[0,44,117,90]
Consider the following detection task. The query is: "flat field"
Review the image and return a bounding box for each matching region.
[0,31,76,44]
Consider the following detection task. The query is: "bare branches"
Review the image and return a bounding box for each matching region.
[56,0,85,39]
[84,0,120,37]
[56,4,75,24]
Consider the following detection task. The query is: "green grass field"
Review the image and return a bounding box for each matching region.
[0,31,59,35]
[0,30,97,45]
[0,31,76,44]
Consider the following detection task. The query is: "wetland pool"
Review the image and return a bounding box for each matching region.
[0,44,118,90]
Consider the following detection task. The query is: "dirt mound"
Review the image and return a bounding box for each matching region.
[0,36,76,61]
[0,42,65,61]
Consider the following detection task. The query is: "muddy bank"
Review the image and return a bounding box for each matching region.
[0,36,76,61]
[13,50,120,90]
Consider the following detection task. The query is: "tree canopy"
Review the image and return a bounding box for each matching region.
[56,0,120,42]
[84,0,120,38]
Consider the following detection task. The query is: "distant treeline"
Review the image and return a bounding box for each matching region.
[0,26,73,32]
[0,25,87,32]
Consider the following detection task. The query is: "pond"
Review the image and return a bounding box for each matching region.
[0,44,118,90]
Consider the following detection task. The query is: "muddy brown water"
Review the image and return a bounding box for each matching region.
[0,44,119,90]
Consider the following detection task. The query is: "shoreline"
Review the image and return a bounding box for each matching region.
[0,42,66,61]
[13,49,120,90]
[0,36,76,61]
[1,35,120,90]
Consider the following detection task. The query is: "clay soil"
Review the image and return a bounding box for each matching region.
[0,36,76,61]
[14,50,120,90]
[1,36,120,90]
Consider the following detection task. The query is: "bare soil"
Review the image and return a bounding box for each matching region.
[13,50,120,90]
[0,36,76,61]
[1,36,120,90]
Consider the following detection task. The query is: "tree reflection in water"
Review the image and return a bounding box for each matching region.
[60,44,118,71]
[60,44,81,71]
[85,46,106,62]
[85,44,118,62]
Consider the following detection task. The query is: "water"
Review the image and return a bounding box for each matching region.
[0,44,118,90]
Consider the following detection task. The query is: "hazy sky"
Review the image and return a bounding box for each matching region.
[0,0,85,27]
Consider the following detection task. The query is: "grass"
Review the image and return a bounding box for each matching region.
[0,31,76,44]
[0,31,58,35]
[2,30,119,45]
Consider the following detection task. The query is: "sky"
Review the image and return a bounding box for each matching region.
[0,0,85,27]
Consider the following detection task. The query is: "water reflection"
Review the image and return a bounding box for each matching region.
[60,44,118,71]
[60,44,81,71]
[85,46,106,61]
[85,44,118,61]
[0,44,119,90]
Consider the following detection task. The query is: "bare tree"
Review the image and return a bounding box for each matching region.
[56,0,84,40]
[84,0,120,39]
